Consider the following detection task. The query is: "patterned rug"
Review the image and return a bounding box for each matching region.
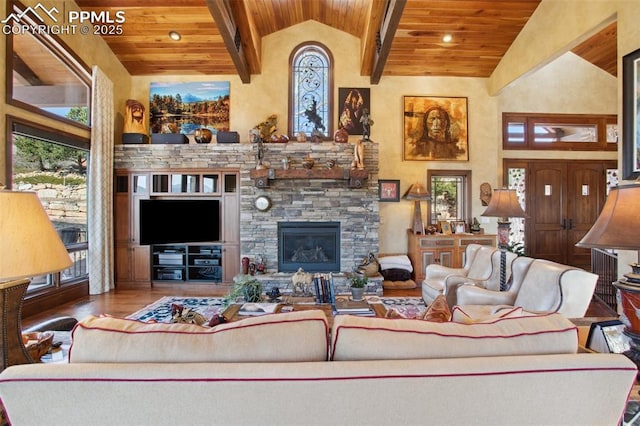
[126,296,427,323]
[126,296,227,323]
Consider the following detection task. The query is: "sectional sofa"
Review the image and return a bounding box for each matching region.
[0,310,636,425]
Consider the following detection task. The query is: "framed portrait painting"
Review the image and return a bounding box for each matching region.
[378,180,400,202]
[403,96,468,161]
[338,88,370,136]
[623,47,640,180]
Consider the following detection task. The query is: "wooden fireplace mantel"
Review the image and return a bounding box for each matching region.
[249,167,368,188]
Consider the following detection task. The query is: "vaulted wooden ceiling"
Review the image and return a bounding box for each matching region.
[73,0,617,83]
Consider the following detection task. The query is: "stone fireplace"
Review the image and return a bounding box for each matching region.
[113,141,379,275]
[278,221,340,272]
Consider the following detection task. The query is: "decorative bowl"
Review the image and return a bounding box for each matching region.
[302,157,315,169]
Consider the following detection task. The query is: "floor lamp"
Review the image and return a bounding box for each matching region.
[481,188,528,291]
[403,183,431,234]
[575,183,640,363]
[0,191,72,371]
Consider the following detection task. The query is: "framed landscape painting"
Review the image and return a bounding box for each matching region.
[623,47,640,180]
[149,81,230,136]
[403,96,468,161]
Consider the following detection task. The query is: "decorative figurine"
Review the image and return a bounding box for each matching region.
[254,114,278,142]
[352,139,365,170]
[255,138,267,169]
[291,267,314,296]
[360,108,373,141]
[123,99,148,135]
[333,123,349,143]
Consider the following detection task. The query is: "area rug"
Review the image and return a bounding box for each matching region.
[127,296,427,323]
[126,296,227,323]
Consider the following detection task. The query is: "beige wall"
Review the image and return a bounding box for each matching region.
[3,1,637,258]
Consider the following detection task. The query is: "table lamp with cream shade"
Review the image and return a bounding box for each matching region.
[575,183,640,361]
[481,188,529,291]
[0,190,72,370]
[403,183,431,234]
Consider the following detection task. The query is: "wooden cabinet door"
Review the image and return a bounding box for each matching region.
[223,244,240,282]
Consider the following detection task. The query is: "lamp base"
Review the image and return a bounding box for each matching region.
[0,278,33,371]
[411,200,425,234]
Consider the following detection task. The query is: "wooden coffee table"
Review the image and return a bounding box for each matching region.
[222,299,387,329]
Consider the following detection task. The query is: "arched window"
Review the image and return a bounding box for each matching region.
[289,43,333,139]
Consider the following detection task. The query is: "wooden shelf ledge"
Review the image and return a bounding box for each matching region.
[249,167,368,188]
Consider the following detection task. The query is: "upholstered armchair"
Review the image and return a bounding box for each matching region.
[422,244,515,307]
[456,257,598,318]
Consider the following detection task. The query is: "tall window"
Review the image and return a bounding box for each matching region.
[289,43,333,139]
[7,0,91,127]
[9,119,90,292]
[427,170,471,225]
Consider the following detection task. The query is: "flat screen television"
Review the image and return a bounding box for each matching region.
[139,199,220,245]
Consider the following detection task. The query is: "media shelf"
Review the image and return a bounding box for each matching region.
[152,244,223,283]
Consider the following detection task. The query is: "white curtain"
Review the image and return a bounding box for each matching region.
[87,66,115,294]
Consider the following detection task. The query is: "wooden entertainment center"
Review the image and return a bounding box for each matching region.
[114,168,240,287]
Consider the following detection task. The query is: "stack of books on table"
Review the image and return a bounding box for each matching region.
[333,297,375,316]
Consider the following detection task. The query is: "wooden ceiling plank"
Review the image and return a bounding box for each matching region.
[205,0,252,83]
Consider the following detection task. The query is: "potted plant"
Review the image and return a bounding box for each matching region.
[350,274,368,301]
[224,274,263,306]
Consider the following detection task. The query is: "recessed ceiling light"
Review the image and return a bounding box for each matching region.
[442,34,453,43]
[168,31,182,41]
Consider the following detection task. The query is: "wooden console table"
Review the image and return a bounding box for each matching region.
[407,231,497,282]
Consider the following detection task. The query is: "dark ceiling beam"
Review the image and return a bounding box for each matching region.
[229,0,261,75]
[361,0,386,78]
[205,0,251,83]
[370,0,406,84]
[13,53,43,86]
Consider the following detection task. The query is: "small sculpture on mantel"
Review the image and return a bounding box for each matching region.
[359,108,373,141]
[254,137,268,170]
[123,99,147,135]
[351,138,365,170]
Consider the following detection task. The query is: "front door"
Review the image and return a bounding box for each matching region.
[524,160,615,270]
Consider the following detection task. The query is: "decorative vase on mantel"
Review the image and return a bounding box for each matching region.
[334,125,349,143]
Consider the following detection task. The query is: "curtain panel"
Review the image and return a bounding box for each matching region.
[88,66,115,294]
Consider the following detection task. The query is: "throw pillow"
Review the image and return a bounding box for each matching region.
[421,295,451,322]
[380,268,411,281]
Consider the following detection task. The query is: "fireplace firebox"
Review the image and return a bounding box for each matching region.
[278,222,340,272]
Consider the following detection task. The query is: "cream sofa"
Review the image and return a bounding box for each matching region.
[0,310,636,426]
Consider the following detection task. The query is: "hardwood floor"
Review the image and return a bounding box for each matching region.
[21,284,615,330]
